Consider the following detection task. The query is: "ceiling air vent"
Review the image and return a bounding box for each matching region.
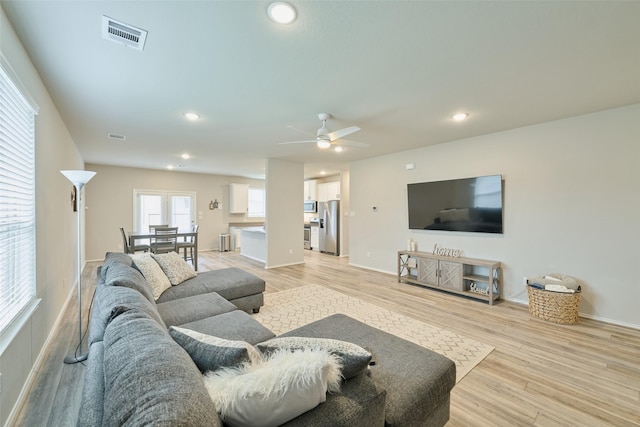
[102,16,147,51]
[108,133,126,141]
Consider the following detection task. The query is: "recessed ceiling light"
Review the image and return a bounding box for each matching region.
[268,2,297,24]
[167,165,174,170]
[334,146,344,153]
[452,113,469,122]
[181,153,190,159]
[184,112,200,121]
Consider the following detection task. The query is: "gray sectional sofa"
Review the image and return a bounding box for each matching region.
[79,252,456,426]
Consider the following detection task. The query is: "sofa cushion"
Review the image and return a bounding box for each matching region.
[129,253,171,300]
[100,252,133,282]
[203,348,342,427]
[157,292,237,327]
[257,336,372,379]
[180,310,275,345]
[169,326,262,373]
[281,314,456,427]
[155,267,265,303]
[103,261,155,303]
[151,251,197,285]
[77,341,105,425]
[89,285,165,346]
[283,369,387,427]
[102,307,221,427]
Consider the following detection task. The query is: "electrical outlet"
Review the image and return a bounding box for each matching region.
[523,276,528,286]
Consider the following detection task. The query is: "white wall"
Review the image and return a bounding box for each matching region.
[350,104,640,328]
[1,6,86,425]
[266,159,305,268]
[84,164,265,261]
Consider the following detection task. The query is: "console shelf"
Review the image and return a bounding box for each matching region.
[397,250,501,305]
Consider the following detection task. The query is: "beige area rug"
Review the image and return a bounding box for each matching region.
[253,285,494,383]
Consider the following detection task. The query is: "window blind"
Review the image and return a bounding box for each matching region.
[0,61,36,335]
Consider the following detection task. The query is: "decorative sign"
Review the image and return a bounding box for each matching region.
[432,244,461,258]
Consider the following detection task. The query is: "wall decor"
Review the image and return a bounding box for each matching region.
[432,243,461,258]
[71,186,77,212]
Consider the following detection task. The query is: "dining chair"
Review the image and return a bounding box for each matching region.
[177,224,199,263]
[149,224,169,232]
[120,227,150,254]
[151,226,178,254]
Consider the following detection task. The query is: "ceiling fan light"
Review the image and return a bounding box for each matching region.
[317,140,331,149]
[268,2,297,24]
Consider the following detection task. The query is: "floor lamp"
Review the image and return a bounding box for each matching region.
[61,170,96,364]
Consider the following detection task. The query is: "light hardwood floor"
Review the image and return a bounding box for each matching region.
[12,250,640,426]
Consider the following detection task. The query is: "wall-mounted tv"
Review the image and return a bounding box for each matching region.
[407,175,503,234]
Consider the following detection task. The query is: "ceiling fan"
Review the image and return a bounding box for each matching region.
[279,113,368,150]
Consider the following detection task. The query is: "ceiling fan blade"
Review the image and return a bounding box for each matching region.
[278,140,316,145]
[286,125,315,137]
[335,139,370,148]
[328,126,361,141]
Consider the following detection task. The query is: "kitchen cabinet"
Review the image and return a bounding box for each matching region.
[310,225,319,251]
[229,183,248,214]
[304,180,317,201]
[317,181,340,202]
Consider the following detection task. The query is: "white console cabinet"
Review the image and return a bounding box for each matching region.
[397,250,501,305]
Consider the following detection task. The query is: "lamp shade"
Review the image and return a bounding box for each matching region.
[60,170,96,186]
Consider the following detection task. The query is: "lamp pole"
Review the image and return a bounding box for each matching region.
[61,170,96,364]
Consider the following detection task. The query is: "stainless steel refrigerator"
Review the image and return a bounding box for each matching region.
[319,200,339,256]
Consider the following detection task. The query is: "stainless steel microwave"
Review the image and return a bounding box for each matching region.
[304,200,317,213]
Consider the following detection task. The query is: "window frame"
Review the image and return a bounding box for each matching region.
[0,53,40,349]
[247,187,265,218]
[132,189,196,232]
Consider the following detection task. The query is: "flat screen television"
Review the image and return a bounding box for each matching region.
[407,175,503,234]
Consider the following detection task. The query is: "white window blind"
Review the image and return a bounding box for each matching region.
[247,187,265,218]
[0,61,36,335]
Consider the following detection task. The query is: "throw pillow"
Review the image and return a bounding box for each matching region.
[151,251,197,285]
[257,336,372,379]
[129,253,171,300]
[169,326,262,372]
[203,348,341,427]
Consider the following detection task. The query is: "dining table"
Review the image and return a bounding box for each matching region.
[128,230,199,271]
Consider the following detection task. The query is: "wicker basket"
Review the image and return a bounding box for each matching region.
[527,285,581,324]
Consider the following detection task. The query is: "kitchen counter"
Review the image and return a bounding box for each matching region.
[242,226,266,234]
[240,227,266,264]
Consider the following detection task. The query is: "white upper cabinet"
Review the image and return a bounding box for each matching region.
[229,183,249,214]
[304,180,317,201]
[317,181,340,202]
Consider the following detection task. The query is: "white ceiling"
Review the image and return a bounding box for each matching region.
[2,1,639,179]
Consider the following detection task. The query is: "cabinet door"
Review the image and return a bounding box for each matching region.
[317,181,340,202]
[229,183,248,214]
[418,258,438,285]
[310,227,319,250]
[439,261,463,290]
[304,180,317,200]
